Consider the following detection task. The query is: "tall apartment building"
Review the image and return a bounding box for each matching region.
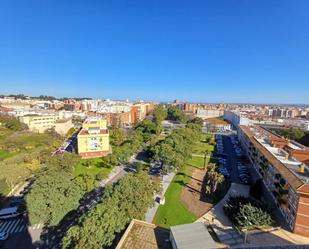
[77,117,111,158]
[238,125,309,237]
[223,110,251,128]
[131,102,154,123]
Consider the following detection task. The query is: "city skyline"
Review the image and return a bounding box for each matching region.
[0,0,309,103]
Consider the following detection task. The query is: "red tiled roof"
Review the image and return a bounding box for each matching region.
[79,129,108,136]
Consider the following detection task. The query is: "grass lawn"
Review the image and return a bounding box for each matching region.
[186,156,206,168]
[73,158,114,179]
[153,134,216,227]
[192,141,214,155]
[0,150,14,160]
[153,166,197,228]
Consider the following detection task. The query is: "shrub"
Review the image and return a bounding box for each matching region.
[223,196,273,230]
[95,173,105,181]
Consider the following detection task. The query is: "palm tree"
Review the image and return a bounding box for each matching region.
[212,171,225,192]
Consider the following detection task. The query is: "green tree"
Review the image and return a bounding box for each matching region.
[223,196,273,230]
[110,128,126,146]
[167,106,187,123]
[74,173,96,192]
[134,162,144,173]
[26,169,83,226]
[205,166,225,194]
[62,172,158,249]
[153,105,167,123]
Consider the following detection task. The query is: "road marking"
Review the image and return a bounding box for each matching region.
[0,220,11,231]
[3,220,17,233]
[8,219,22,234]
[18,223,27,233]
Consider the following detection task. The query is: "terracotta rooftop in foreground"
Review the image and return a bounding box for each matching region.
[116,219,172,249]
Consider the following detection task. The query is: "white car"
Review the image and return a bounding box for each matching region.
[0,231,9,241]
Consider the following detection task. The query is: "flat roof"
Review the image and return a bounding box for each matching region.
[240,125,308,189]
[170,222,217,249]
[116,219,172,249]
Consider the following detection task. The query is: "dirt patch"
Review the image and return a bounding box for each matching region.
[180,167,213,217]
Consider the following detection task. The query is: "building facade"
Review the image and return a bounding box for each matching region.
[77,117,111,158]
[238,125,309,237]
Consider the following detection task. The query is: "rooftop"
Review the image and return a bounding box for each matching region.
[170,222,217,249]
[78,128,108,136]
[116,219,171,249]
[241,125,309,188]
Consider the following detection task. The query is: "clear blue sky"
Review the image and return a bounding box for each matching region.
[0,0,308,103]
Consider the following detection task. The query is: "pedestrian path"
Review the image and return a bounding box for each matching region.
[145,172,175,223]
[0,217,28,234]
[197,183,250,247]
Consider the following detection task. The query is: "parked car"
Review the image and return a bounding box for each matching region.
[0,231,9,241]
[9,198,24,207]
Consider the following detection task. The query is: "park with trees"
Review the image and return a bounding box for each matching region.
[152,115,225,227]
[61,172,159,249]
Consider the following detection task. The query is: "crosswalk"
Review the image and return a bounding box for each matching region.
[0,218,28,235]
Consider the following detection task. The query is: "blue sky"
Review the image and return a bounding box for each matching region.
[0,0,308,103]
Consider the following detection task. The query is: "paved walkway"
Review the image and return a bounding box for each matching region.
[145,172,176,223]
[99,165,126,187]
[197,183,250,247]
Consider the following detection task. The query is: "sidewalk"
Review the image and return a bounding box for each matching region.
[145,172,175,223]
[197,183,250,247]
[99,166,126,187]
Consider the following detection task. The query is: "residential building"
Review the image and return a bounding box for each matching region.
[131,102,155,123]
[203,117,231,133]
[19,114,57,133]
[238,125,309,237]
[77,117,111,158]
[19,114,73,135]
[224,110,251,128]
[196,109,224,119]
[64,103,81,111]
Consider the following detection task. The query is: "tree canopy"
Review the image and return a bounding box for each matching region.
[153,104,167,124]
[223,196,273,230]
[167,106,187,123]
[25,153,83,226]
[61,172,158,249]
[151,120,202,172]
[273,127,309,146]
[26,168,83,226]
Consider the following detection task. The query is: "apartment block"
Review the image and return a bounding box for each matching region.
[19,114,73,135]
[77,117,111,158]
[238,125,309,237]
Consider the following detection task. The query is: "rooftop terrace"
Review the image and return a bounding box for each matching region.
[246,126,309,184]
[116,219,172,249]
